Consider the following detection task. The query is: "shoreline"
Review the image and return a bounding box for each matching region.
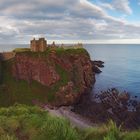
[44,105,97,129]
[41,59,140,130]
[72,88,140,130]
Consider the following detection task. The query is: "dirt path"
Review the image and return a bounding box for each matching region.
[44,105,96,129]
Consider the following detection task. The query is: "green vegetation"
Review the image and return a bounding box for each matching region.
[55,47,90,57]
[13,48,31,53]
[0,104,79,140]
[55,63,69,85]
[83,120,140,140]
[0,105,139,140]
[16,48,53,58]
[15,47,89,58]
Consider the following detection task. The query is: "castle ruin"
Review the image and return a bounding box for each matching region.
[30,38,47,52]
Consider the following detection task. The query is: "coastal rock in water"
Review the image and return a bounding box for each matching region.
[74,88,140,129]
[92,65,102,74]
[92,60,104,68]
[91,60,104,74]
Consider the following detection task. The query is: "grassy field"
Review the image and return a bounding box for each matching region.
[0,104,139,140]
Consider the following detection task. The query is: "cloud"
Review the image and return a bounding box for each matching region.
[112,0,132,14]
[0,0,139,44]
[98,2,114,10]
[98,0,132,15]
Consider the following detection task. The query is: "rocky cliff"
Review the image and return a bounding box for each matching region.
[0,48,95,106]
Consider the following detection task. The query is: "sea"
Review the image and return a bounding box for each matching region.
[1,44,140,99]
[85,44,140,99]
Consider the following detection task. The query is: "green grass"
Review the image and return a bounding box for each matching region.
[13,48,31,53]
[55,47,90,57]
[15,47,89,58]
[15,48,54,59]
[0,104,140,140]
[121,131,140,140]
[0,105,139,140]
[0,104,79,140]
[82,120,140,140]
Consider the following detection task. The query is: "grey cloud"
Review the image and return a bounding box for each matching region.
[112,0,132,14]
[99,0,132,14]
[0,0,139,44]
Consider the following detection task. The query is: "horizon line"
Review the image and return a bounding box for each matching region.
[1,39,140,45]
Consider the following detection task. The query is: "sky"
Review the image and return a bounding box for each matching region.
[1,0,140,44]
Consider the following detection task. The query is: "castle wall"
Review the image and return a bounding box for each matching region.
[31,40,38,52]
[0,52,16,61]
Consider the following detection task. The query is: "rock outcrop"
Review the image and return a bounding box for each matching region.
[73,88,140,129]
[10,48,95,106]
[91,60,104,74]
[12,55,60,86]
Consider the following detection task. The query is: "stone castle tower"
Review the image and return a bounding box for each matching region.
[30,38,47,52]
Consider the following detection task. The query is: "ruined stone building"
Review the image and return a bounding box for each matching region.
[30,38,47,52]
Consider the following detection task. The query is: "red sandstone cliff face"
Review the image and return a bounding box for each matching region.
[12,55,60,86]
[12,50,95,106]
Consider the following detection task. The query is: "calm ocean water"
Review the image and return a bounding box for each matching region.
[84,44,140,99]
[1,44,140,98]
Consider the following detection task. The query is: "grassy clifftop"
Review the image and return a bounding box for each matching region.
[13,47,90,58]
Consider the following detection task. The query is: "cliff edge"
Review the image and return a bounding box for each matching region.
[0,48,95,106]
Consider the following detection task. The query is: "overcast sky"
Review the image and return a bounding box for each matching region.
[0,0,140,44]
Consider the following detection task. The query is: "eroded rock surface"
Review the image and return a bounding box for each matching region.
[11,49,95,106]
